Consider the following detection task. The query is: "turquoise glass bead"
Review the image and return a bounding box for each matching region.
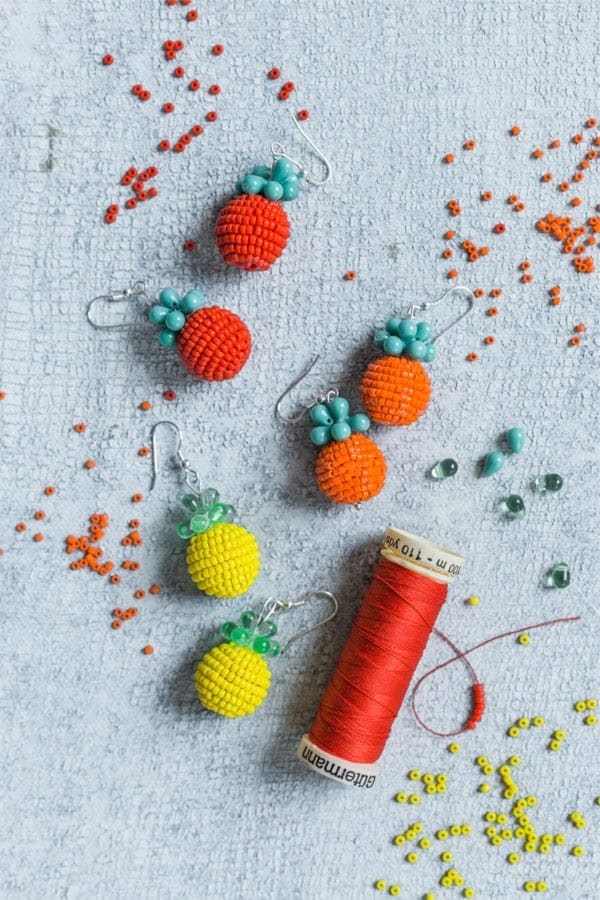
[374,329,389,347]
[349,413,370,433]
[502,494,526,519]
[253,636,271,655]
[416,322,433,342]
[547,562,570,588]
[165,310,185,331]
[311,426,330,446]
[159,329,177,347]
[533,473,563,493]
[262,180,284,201]
[481,451,505,477]
[149,305,168,325]
[431,458,458,480]
[241,610,257,630]
[331,421,352,441]
[159,288,181,308]
[180,290,204,314]
[424,344,437,362]
[310,404,333,426]
[241,174,266,195]
[221,621,237,639]
[281,181,299,201]
[384,336,404,356]
[506,427,526,453]
[251,165,271,178]
[398,319,418,341]
[235,179,244,193]
[405,339,427,360]
[272,158,296,182]
[386,317,402,334]
[329,397,350,421]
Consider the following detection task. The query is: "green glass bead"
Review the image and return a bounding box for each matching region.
[533,474,563,493]
[482,451,505,477]
[416,321,433,342]
[176,522,194,539]
[251,165,271,178]
[159,329,177,347]
[241,611,257,630]
[190,512,210,533]
[180,290,204,314]
[506,427,526,453]
[268,641,281,657]
[181,494,199,512]
[261,619,277,637]
[149,305,168,325]
[424,344,436,362]
[431,458,458,480]
[311,426,331,446]
[374,329,389,347]
[209,503,228,523]
[272,158,296,182]
[329,397,350,421]
[221,621,237,639]
[263,180,284,201]
[159,288,180,308]
[547,563,570,589]
[310,404,333,426]
[252,636,271,655]
[398,319,418,341]
[165,310,185,331]
[231,626,250,644]
[349,413,370,433]
[384,336,404,356]
[502,494,525,519]
[201,488,219,507]
[405,339,427,360]
[221,504,235,522]
[331,421,351,441]
[241,174,266,194]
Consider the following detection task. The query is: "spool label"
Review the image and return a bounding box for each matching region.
[297,734,379,788]
[382,528,464,584]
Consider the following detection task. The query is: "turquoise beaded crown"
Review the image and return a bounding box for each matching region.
[375,317,436,362]
[309,396,370,447]
[149,287,204,348]
[236,157,302,202]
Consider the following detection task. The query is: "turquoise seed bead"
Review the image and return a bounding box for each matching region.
[165,310,185,331]
[481,451,505,477]
[502,494,526,519]
[506,427,526,453]
[331,421,352,442]
[416,321,433,342]
[533,473,563,493]
[398,319,418,340]
[547,563,570,588]
[180,290,204,314]
[251,165,271,179]
[149,305,168,325]
[311,426,331,446]
[262,180,284,201]
[272,158,296,182]
[349,413,370,433]
[374,329,390,347]
[329,397,350,421]
[310,404,333,426]
[405,339,427,360]
[159,329,177,347]
[280,181,299,201]
[241,174,266,195]
[424,344,437,362]
[159,288,181,308]
[384,336,404,356]
[431,458,458,480]
[385,317,402,335]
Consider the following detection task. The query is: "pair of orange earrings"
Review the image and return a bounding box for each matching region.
[275,286,474,505]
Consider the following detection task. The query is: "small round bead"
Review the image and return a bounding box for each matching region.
[408,769,421,780]
[394,792,407,803]
[374,880,386,891]
[102,54,114,65]
[209,84,221,95]
[212,44,224,55]
[532,716,544,726]
[448,742,460,754]
[408,794,420,805]
[189,79,200,91]
[206,111,218,122]
[268,67,281,79]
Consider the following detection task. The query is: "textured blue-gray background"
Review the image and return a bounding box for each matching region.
[0,1,598,897]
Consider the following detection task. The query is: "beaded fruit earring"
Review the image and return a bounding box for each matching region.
[150,421,260,598]
[359,286,474,426]
[195,591,338,718]
[275,358,387,505]
[87,282,251,381]
[215,115,331,272]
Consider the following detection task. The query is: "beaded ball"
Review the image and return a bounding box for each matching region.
[195,643,271,717]
[186,522,260,598]
[360,356,431,426]
[315,433,386,504]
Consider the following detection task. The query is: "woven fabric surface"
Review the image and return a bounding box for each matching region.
[177,306,252,381]
[0,0,599,897]
[360,356,432,426]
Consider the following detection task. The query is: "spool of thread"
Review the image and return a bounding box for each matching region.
[297,528,463,789]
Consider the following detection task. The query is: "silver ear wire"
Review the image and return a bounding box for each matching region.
[407,285,475,343]
[150,420,201,493]
[271,112,331,187]
[86,280,148,329]
[274,355,339,424]
[258,590,339,654]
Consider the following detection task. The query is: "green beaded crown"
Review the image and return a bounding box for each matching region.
[176,489,236,539]
[221,609,281,658]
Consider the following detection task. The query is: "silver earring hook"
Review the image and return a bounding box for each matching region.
[86,280,148,329]
[271,112,331,187]
[150,420,201,493]
[258,590,339,654]
[407,285,475,343]
[274,355,339,424]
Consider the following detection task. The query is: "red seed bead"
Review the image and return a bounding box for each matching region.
[127,167,137,178]
[102,54,114,66]
[147,166,158,177]
[173,142,185,153]
[164,40,175,51]
[147,187,158,198]
[212,44,224,55]
[187,9,199,20]
[181,133,192,145]
[132,84,143,95]
[174,40,184,51]
[133,180,144,192]
[180,0,191,5]
[297,109,309,121]
[166,0,177,5]
[268,67,281,79]
[209,84,221,95]
[190,124,203,136]
[164,389,177,401]
[163,102,175,113]
[282,81,295,91]
[278,88,291,101]
[158,139,171,151]
[173,67,185,78]
[140,90,151,101]
[107,204,119,215]
[139,170,151,181]
[183,240,196,251]
[206,111,217,122]
[121,174,133,186]
[165,49,177,61]
[105,213,117,224]
[137,191,148,202]
[125,198,137,210]
[189,79,200,91]
[493,223,506,234]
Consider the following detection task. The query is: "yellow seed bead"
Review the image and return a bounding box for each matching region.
[419,838,431,849]
[448,742,460,754]
[455,878,464,888]
[548,740,561,751]
[586,698,597,709]
[502,829,513,840]
[408,769,421,781]
[425,784,437,794]
[524,842,536,853]
[409,794,420,805]
[508,726,520,738]
[436,829,449,840]
[425,895,436,900]
[503,788,516,799]
[412,822,423,834]
[497,814,508,825]
[538,843,549,854]
[554,833,566,845]
[441,877,452,888]
[524,882,536,893]
[517,634,530,645]
[485,812,497,822]
[540,833,552,843]
[463,889,475,898]
[374,881,386,891]
[395,792,408,803]
[466,595,479,605]
[485,827,497,838]
[476,755,488,766]
[526,796,537,807]
[491,836,502,846]
[394,835,406,846]
[479,783,490,793]
[499,765,511,776]
[461,824,472,835]
[482,764,495,774]
[406,830,417,841]
[436,784,447,794]
[553,730,566,740]
[436,773,448,784]
[450,825,462,837]
[423,773,435,785]
[571,845,584,856]
[507,853,520,864]
[406,852,418,863]
[537,884,548,893]
[584,715,597,725]
[441,851,453,862]
[515,829,526,839]
[389,886,401,897]
[518,717,530,728]
[575,700,587,712]
[509,756,521,766]
[532,716,544,726]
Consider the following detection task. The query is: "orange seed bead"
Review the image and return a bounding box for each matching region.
[484,336,495,345]
[467,352,478,361]
[44,486,56,496]
[33,533,43,542]
[343,270,358,281]
[487,307,498,316]
[447,269,458,279]
[143,645,154,655]
[464,140,476,150]
[84,459,95,469]
[139,401,151,411]
[16,522,26,532]
[34,510,46,520]
[510,125,521,136]
[443,153,455,164]
[74,423,87,433]
[574,323,587,333]
[132,493,143,503]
